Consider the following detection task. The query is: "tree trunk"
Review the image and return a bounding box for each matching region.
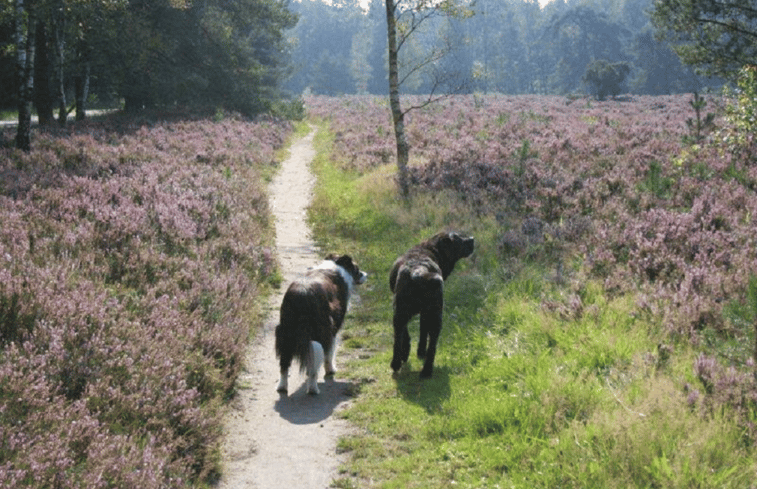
[74,38,91,122]
[385,0,410,199]
[54,0,68,126]
[34,21,54,126]
[15,0,35,152]
[74,64,90,122]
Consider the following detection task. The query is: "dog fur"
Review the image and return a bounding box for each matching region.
[389,231,475,378]
[275,254,367,395]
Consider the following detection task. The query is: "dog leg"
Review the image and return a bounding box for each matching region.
[402,328,411,362]
[324,337,338,376]
[420,298,443,379]
[275,323,292,393]
[277,368,289,393]
[417,321,428,359]
[277,348,292,393]
[307,341,324,395]
[420,328,440,378]
[391,310,412,372]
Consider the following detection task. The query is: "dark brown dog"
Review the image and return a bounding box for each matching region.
[389,231,474,378]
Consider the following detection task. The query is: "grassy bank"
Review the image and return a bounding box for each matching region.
[306,117,757,488]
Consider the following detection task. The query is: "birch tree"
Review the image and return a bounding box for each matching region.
[384,0,472,199]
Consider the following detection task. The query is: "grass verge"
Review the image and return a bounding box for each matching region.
[307,122,757,488]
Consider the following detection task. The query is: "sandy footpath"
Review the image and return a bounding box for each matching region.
[217,128,355,488]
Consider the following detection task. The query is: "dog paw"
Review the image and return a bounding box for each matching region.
[306,375,320,395]
[390,359,403,372]
[419,369,433,379]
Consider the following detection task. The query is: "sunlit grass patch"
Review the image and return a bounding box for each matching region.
[308,117,757,488]
[551,376,755,488]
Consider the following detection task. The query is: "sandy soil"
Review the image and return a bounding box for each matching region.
[217,128,355,488]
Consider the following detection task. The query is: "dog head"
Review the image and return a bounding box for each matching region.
[435,231,474,258]
[429,231,475,279]
[324,254,368,285]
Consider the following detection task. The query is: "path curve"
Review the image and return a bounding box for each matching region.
[217,128,354,488]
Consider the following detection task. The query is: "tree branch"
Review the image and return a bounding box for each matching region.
[695,16,757,41]
[712,1,757,17]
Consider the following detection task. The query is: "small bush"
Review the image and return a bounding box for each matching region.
[721,65,757,161]
[583,60,631,101]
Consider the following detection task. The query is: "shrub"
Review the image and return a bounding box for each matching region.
[583,60,631,101]
[684,91,716,144]
[721,65,757,161]
[0,114,291,487]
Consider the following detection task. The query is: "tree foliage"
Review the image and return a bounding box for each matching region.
[281,0,710,98]
[651,0,757,81]
[548,7,631,94]
[721,65,757,159]
[384,0,473,198]
[1,0,298,131]
[2,0,732,142]
[583,59,631,100]
[630,28,701,95]
[287,0,370,95]
[101,0,298,115]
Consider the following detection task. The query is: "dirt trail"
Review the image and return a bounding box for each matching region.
[217,128,354,488]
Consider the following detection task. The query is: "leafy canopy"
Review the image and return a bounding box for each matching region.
[651,0,757,81]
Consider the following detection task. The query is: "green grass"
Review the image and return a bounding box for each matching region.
[306,122,757,488]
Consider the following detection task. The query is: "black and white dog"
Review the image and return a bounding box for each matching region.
[275,254,367,395]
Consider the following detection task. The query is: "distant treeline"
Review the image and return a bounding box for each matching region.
[286,0,714,97]
[0,0,717,119]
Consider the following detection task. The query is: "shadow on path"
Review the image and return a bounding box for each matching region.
[274,378,357,425]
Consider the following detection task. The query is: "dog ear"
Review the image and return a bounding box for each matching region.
[334,255,354,269]
[429,231,449,247]
[439,233,454,249]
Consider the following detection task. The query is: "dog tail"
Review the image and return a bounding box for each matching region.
[275,316,311,374]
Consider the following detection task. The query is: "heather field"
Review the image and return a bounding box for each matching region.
[0,113,290,487]
[2,92,757,488]
[309,94,757,341]
[306,94,757,487]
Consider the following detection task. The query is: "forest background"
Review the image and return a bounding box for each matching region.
[0,0,716,124]
[286,0,709,98]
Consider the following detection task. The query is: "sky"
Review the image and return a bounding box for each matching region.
[355,0,553,9]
